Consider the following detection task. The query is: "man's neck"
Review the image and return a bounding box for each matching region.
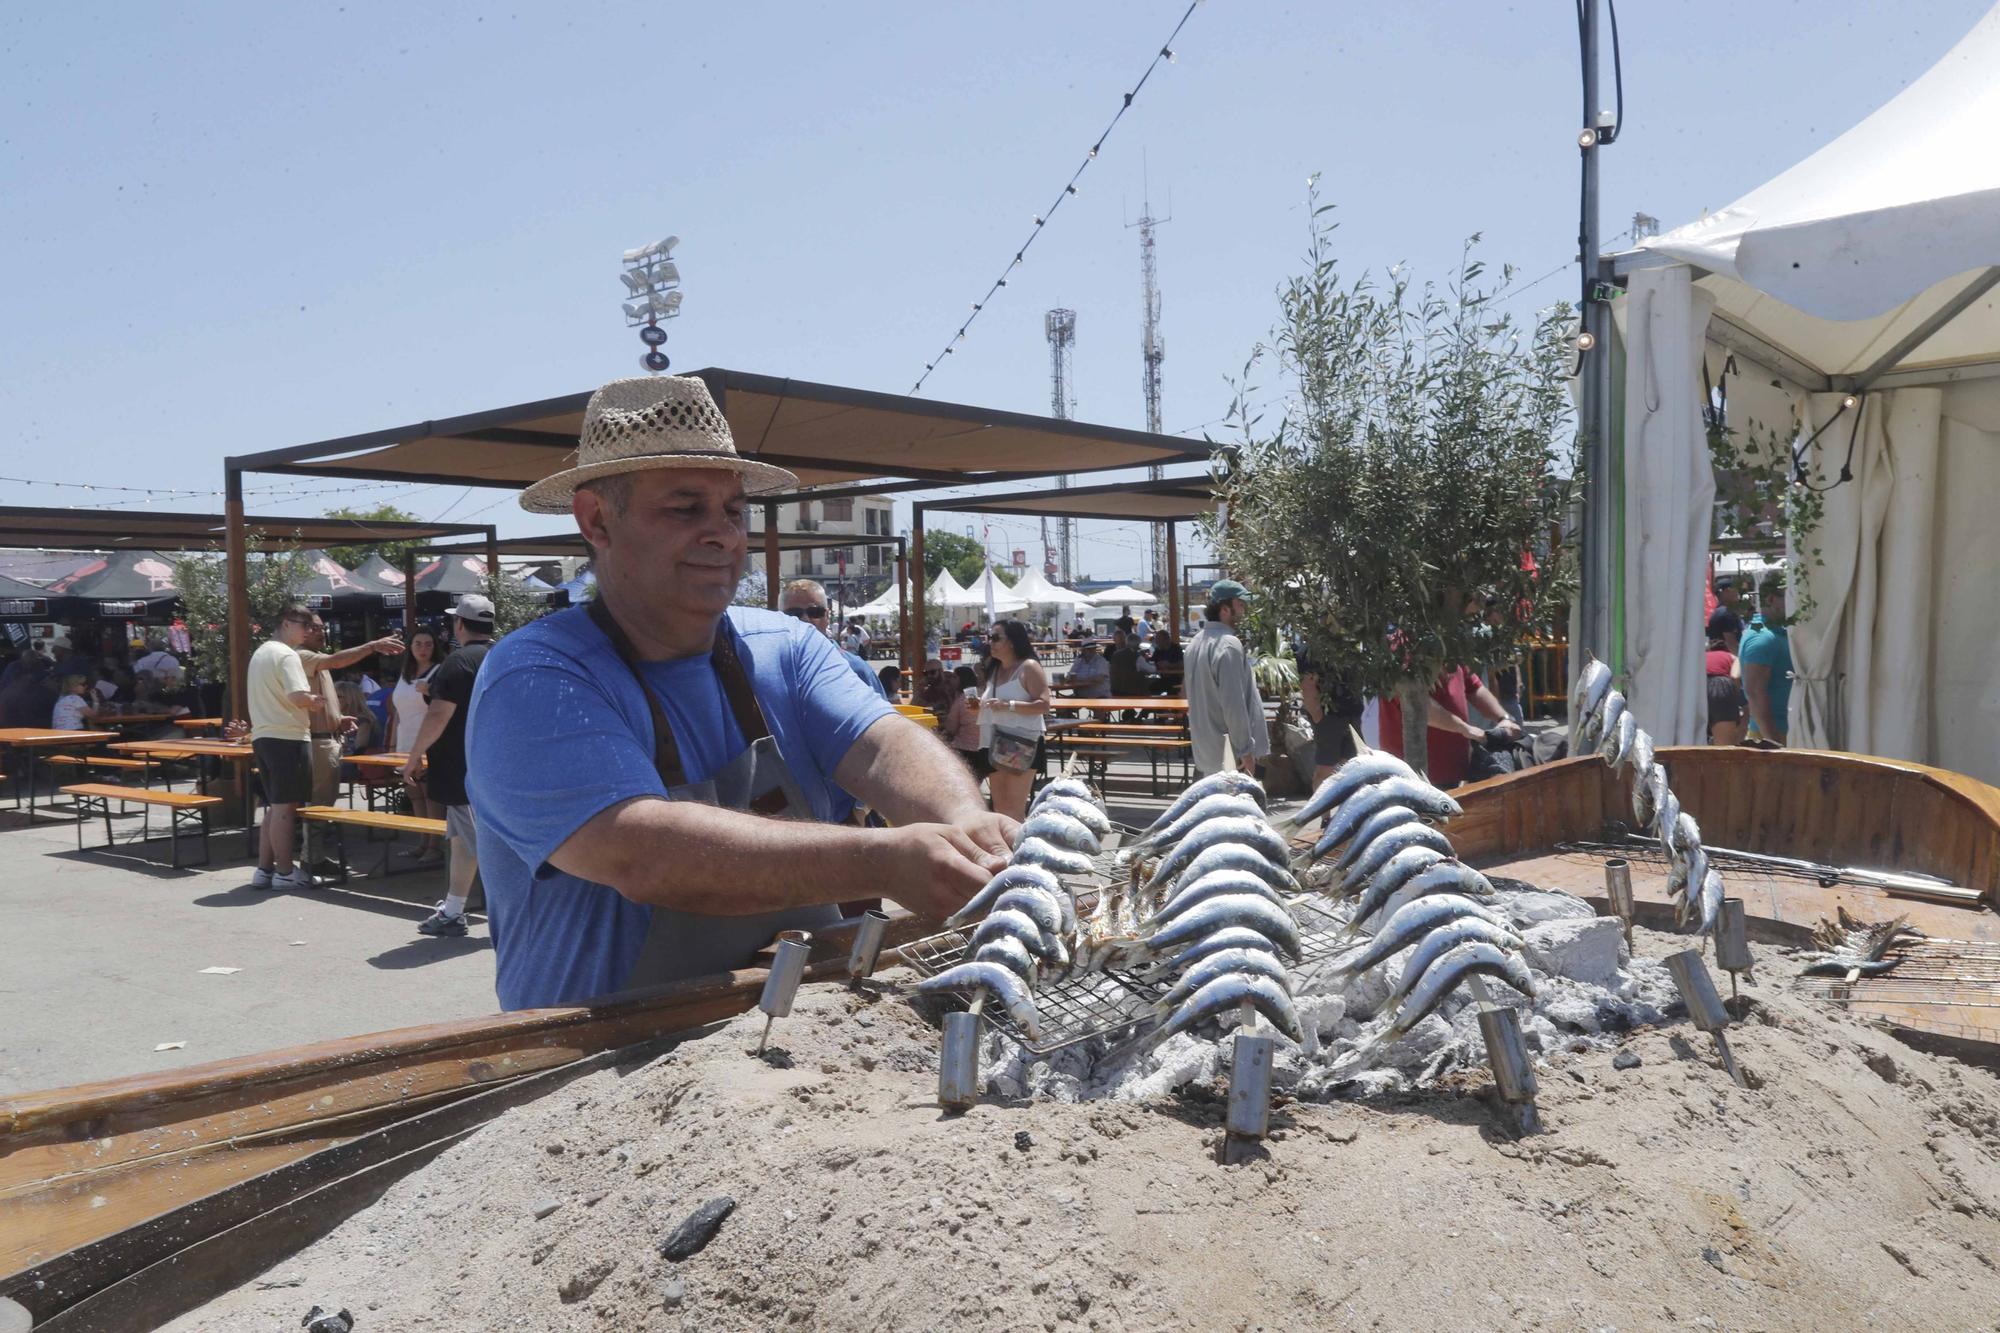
[594,583,718,661]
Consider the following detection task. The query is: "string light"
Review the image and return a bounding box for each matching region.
[908,0,1203,395]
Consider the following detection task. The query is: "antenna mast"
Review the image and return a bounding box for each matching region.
[1044,308,1078,585]
[1130,184,1169,595]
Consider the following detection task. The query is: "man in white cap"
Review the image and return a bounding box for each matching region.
[401,593,495,936]
[464,376,1016,1008]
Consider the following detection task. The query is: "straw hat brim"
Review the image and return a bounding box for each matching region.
[519,452,799,514]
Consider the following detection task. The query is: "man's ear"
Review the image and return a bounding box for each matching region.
[574,488,610,549]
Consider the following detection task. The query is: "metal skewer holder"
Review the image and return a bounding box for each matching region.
[1603,857,1635,950]
[1713,898,1753,1000]
[1477,1006,1541,1134]
[938,1010,981,1111]
[754,931,812,1057]
[1225,1031,1276,1144]
[847,910,890,984]
[1665,949,1750,1088]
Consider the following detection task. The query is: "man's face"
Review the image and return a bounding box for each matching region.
[779,585,832,636]
[306,616,328,649]
[576,469,750,626]
[276,614,311,646]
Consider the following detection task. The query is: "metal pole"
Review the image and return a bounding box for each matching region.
[222,467,252,725]
[1577,0,1611,670]
[484,526,500,611]
[910,504,927,662]
[401,548,417,645]
[895,537,909,672]
[1165,521,1180,644]
[763,503,780,610]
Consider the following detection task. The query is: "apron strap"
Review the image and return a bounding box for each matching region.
[586,596,790,814]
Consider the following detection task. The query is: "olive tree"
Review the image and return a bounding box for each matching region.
[170,545,311,689]
[1210,194,1578,775]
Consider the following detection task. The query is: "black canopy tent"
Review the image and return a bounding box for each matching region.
[224,369,1213,711]
[908,473,1219,650]
[0,571,62,622]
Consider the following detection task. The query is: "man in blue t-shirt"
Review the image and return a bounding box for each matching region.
[1738,582,1793,745]
[470,376,1014,1011]
[778,578,887,701]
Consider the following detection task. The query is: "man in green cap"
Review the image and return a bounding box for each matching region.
[1183,579,1269,776]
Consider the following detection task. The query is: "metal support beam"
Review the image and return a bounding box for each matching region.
[484,526,500,611]
[1165,522,1180,641]
[910,505,926,664]
[895,537,910,671]
[223,469,251,725]
[763,504,780,610]
[1848,267,2000,391]
[401,548,417,644]
[1576,0,1611,672]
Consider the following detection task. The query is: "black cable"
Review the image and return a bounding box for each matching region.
[1606,0,1624,142]
[908,0,1203,396]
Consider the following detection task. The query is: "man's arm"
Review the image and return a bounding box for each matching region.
[1300,673,1323,724]
[1741,661,1777,739]
[1468,682,1521,739]
[311,635,402,673]
[834,712,1017,857]
[1425,695,1484,740]
[398,698,455,780]
[1216,642,1269,762]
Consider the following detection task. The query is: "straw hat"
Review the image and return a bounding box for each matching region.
[519,376,797,514]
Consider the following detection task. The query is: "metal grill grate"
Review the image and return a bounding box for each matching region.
[1796,937,2000,1016]
[895,892,1354,1054]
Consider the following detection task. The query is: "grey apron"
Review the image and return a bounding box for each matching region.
[587,598,840,987]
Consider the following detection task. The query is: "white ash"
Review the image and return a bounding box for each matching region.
[980,884,1680,1102]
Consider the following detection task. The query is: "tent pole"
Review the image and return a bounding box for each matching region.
[763,503,780,610]
[1165,522,1180,639]
[223,467,251,724]
[402,549,416,645]
[484,526,500,613]
[910,505,926,663]
[895,536,909,672]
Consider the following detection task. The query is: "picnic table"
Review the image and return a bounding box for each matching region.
[0,728,121,821]
[1046,696,1188,713]
[108,738,258,855]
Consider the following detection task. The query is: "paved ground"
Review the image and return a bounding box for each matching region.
[0,799,498,1096]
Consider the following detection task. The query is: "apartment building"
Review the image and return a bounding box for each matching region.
[745,496,899,592]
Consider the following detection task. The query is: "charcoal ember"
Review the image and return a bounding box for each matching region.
[658,1196,737,1261]
[301,1306,354,1333]
[1014,1130,1034,1152]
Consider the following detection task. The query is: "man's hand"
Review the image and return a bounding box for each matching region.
[1238,754,1258,775]
[952,809,1019,862]
[884,822,1010,921]
[1489,718,1522,742]
[371,634,405,656]
[337,716,359,738]
[222,719,249,743]
[400,754,425,783]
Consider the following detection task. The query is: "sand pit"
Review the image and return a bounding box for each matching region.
[167,924,2000,1332]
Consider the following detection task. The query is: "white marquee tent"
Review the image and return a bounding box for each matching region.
[1008,565,1094,610]
[955,566,1029,615]
[1609,4,2000,783]
[1085,583,1161,608]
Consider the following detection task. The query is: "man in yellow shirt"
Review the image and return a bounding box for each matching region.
[246,606,321,889]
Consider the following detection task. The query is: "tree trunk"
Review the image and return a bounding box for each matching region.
[1396,676,1432,779]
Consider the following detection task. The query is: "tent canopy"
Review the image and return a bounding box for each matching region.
[939,473,1217,524]
[0,505,491,554]
[1006,566,1093,608]
[937,567,1027,613]
[47,550,183,614]
[231,368,1212,496]
[1085,583,1159,607]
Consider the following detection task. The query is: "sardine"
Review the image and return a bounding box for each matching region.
[987,886,1073,940]
[1279,751,1420,831]
[945,864,1066,929]
[1032,794,1112,838]
[1675,845,1710,929]
[1315,778,1461,857]
[1017,808,1101,856]
[1163,925,1282,974]
[1342,821,1456,895]
[1168,842,1301,900]
[1696,867,1724,935]
[1154,947,1293,1015]
[1570,660,1613,750]
[1145,970,1304,1049]
[1153,868,1290,926]
[1350,845,1450,921]
[1350,853,1485,928]
[1381,940,1537,1040]
[1333,804,1423,874]
[1011,836,1095,877]
[1602,710,1638,770]
[1142,817,1293,894]
[1626,726,1655,782]
[1029,777,1098,812]
[1125,792,1267,856]
[1142,893,1304,961]
[1325,893,1514,979]
[972,908,1061,963]
[1650,786,1681,848]
[971,935,1037,982]
[1667,810,1701,863]
[1582,689,1624,753]
[1383,917,1528,1010]
[1133,771,1267,840]
[913,961,1045,1040]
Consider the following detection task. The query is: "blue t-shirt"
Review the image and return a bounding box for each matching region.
[844,649,889,699]
[465,605,894,1010]
[1738,615,1792,737]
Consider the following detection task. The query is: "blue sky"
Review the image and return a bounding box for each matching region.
[2,1,1989,582]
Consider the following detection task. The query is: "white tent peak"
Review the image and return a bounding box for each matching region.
[1085,583,1159,607]
[1008,565,1094,608]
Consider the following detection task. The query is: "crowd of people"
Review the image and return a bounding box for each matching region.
[1704,575,1793,747]
[0,632,206,734]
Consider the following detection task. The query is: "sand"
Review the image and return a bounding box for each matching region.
[165,923,2000,1332]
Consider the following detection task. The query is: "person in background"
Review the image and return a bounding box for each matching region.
[51,674,105,730]
[0,656,57,729]
[246,605,321,891]
[877,664,903,698]
[1739,582,1792,745]
[937,664,989,776]
[92,660,127,705]
[841,616,869,657]
[781,579,887,700]
[1106,628,1148,697]
[967,619,1049,820]
[912,655,955,713]
[1183,580,1270,777]
[1113,605,1137,638]
[1150,628,1185,693]
[1060,640,1112,699]
[390,624,444,862]
[1712,575,1747,624]
[1065,620,1088,642]
[402,594,495,937]
[1297,641,1366,785]
[335,681,377,754]
[296,613,404,872]
[133,636,180,679]
[1378,665,1520,789]
[1705,607,1746,746]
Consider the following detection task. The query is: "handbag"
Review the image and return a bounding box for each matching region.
[988,729,1039,773]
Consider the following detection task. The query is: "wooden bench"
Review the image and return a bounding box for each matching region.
[60,784,223,867]
[44,754,153,774]
[1044,734,1194,795]
[299,805,448,882]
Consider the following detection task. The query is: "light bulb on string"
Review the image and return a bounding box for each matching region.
[1088,145,1099,158]
[1066,184,1077,196]
[1575,331,1597,351]
[1841,394,1859,409]
[1162,47,1175,62]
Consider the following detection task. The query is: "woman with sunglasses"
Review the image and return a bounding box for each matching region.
[967,619,1049,820]
[779,578,889,699]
